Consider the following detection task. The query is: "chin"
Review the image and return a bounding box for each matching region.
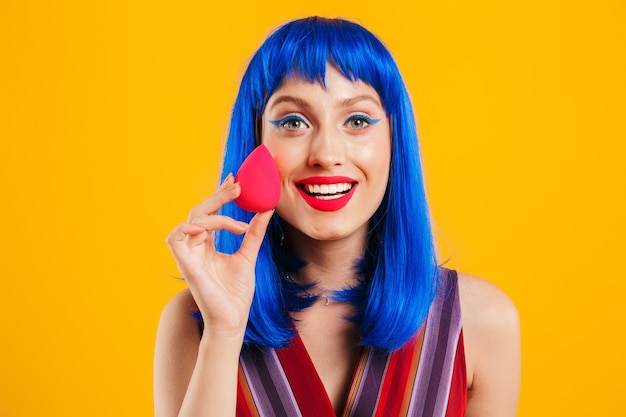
[306,223,365,242]
[278,206,369,243]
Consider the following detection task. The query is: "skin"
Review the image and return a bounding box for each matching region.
[262,67,391,247]
[154,66,521,416]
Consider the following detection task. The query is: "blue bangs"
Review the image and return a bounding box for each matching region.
[215,17,438,351]
[250,17,404,117]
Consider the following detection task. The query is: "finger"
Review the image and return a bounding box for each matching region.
[237,209,274,265]
[186,217,249,248]
[188,215,249,233]
[166,222,206,246]
[187,174,240,220]
[168,216,249,252]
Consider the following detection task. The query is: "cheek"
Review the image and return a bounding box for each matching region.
[271,153,295,182]
[262,140,290,176]
[359,122,391,162]
[269,150,302,201]
[263,138,308,184]
[356,138,391,174]
[366,145,391,166]
[363,140,392,197]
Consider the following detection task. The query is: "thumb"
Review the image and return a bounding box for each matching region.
[237,209,274,265]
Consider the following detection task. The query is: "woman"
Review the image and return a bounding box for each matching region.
[154,17,520,417]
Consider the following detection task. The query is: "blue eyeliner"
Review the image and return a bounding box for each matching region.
[346,114,380,126]
[269,115,308,127]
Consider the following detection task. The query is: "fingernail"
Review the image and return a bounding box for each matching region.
[220,173,234,187]
[227,182,241,192]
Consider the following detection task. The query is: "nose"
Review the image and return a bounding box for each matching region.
[307,126,345,168]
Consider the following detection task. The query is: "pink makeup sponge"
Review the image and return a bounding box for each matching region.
[234,144,280,212]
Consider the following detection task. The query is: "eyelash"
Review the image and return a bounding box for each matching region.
[270,115,309,130]
[269,114,381,130]
[345,114,380,129]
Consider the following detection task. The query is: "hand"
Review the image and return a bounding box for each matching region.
[166,174,274,340]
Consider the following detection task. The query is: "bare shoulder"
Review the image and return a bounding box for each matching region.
[156,288,202,352]
[159,288,199,329]
[154,289,202,415]
[156,288,203,353]
[457,271,519,332]
[456,271,521,417]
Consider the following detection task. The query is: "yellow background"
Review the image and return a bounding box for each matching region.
[1,0,624,415]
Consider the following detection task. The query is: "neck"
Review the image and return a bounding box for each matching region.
[283,224,367,290]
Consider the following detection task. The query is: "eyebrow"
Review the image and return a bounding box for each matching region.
[339,95,382,108]
[268,94,381,110]
[268,96,312,109]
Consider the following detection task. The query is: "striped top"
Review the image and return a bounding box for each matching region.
[236,268,466,417]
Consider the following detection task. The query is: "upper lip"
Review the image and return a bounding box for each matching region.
[296,176,357,185]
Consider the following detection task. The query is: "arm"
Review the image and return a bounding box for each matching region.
[154,175,273,416]
[458,272,521,417]
[153,290,245,417]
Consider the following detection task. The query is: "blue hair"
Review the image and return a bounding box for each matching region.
[215,17,437,351]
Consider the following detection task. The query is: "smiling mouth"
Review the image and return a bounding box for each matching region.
[300,182,355,200]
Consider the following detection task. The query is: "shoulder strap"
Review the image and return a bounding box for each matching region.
[237,268,465,417]
[344,268,465,417]
[405,268,465,417]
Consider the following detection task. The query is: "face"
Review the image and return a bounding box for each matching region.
[261,65,391,243]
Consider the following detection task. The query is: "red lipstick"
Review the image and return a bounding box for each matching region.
[296,176,357,211]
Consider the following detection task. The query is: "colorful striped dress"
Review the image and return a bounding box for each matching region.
[236,269,466,417]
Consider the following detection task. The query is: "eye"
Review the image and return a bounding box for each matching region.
[345,114,380,129]
[270,115,310,130]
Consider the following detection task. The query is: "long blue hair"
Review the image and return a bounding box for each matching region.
[215,16,437,351]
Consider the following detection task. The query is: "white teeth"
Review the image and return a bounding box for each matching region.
[304,182,352,195]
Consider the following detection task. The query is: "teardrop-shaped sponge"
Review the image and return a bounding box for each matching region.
[234,144,280,212]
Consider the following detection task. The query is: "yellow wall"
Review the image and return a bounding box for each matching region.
[1,1,624,415]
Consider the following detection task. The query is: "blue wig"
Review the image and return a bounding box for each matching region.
[215,17,438,351]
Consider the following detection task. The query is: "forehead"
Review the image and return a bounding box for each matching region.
[267,66,383,109]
